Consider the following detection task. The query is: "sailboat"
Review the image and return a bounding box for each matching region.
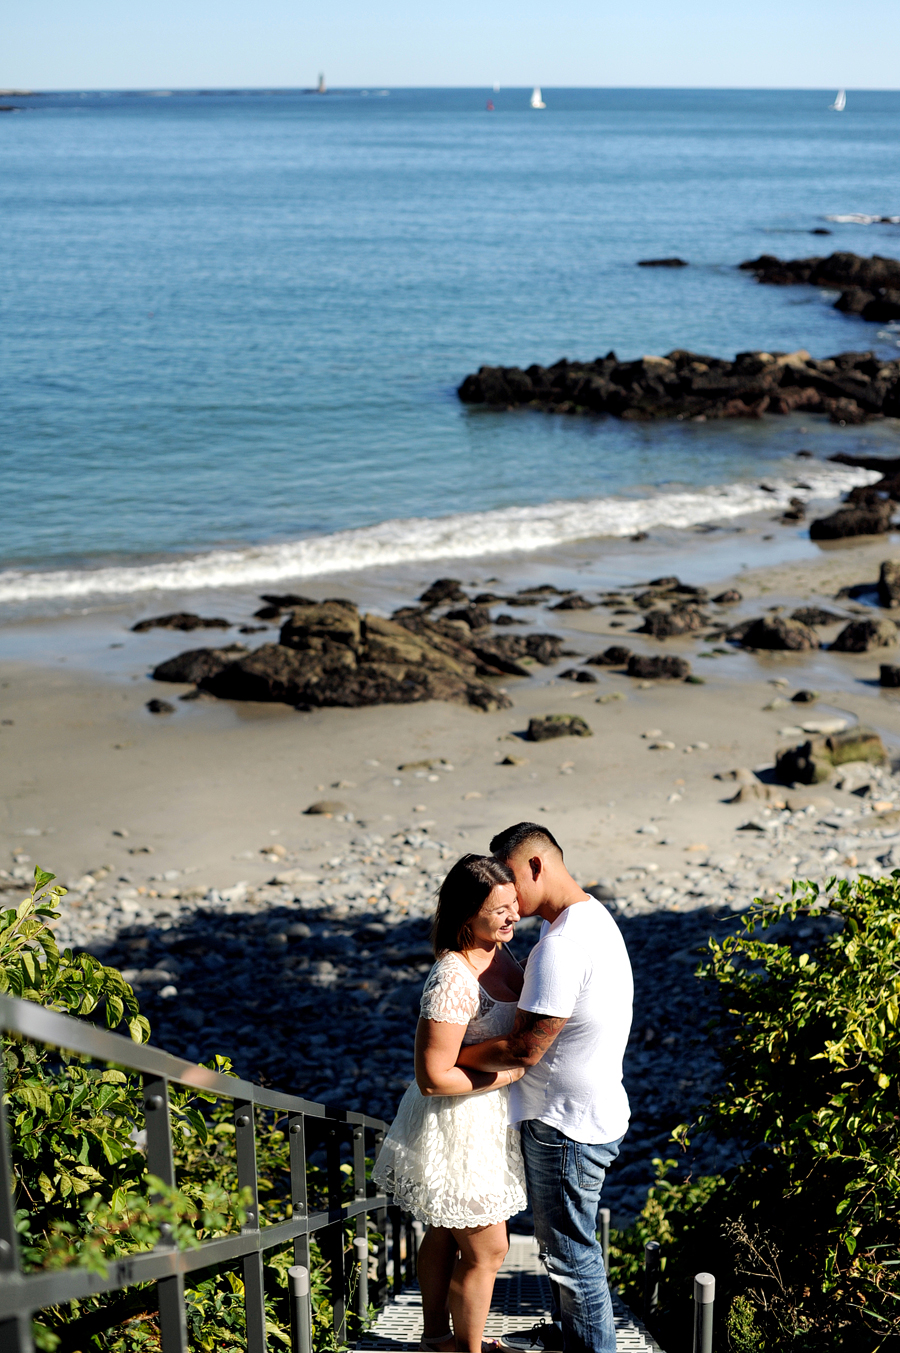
[530,86,546,109]
[830,89,846,111]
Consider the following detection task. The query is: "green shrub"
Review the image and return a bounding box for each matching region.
[2,869,369,1351]
[610,872,900,1351]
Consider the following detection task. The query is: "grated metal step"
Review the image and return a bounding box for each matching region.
[357,1234,664,1352]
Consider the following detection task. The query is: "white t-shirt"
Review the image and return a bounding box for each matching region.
[509,898,633,1144]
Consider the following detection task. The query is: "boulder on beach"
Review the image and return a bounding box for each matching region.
[880,664,900,687]
[878,560,900,608]
[809,501,893,540]
[637,606,706,638]
[560,668,598,683]
[132,612,231,633]
[738,616,819,651]
[526,714,593,742]
[830,618,898,653]
[419,578,466,606]
[152,644,249,684]
[445,605,492,629]
[586,645,633,666]
[626,654,691,680]
[550,595,595,610]
[156,602,513,713]
[713,589,742,604]
[775,726,887,785]
[146,698,175,714]
[790,607,844,627]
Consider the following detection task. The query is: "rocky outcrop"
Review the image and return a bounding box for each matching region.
[775,726,887,785]
[586,645,633,666]
[790,607,844,626]
[155,603,514,713]
[458,348,900,424]
[740,251,900,323]
[133,612,231,632]
[738,616,819,651]
[809,500,893,539]
[830,618,897,653]
[526,714,592,741]
[638,257,688,267]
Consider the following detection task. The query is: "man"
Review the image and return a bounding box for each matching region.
[456,822,633,1353]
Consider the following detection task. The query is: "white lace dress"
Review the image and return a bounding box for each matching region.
[373,951,528,1229]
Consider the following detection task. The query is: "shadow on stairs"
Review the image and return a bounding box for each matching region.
[357,1234,664,1352]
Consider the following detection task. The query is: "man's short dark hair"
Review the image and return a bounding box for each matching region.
[490,822,563,862]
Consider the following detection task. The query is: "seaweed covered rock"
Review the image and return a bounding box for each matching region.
[133,612,231,633]
[626,654,691,680]
[775,726,887,785]
[637,606,706,638]
[810,501,893,540]
[526,714,593,742]
[586,646,633,666]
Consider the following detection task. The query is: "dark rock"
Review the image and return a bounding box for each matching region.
[830,618,897,652]
[132,612,231,633]
[444,605,492,629]
[559,668,598,683]
[304,800,348,816]
[811,501,894,540]
[152,644,249,684]
[738,617,819,651]
[880,664,900,687]
[419,578,466,606]
[739,253,900,325]
[713,589,742,604]
[550,595,595,611]
[649,576,681,588]
[280,601,362,653]
[239,625,268,634]
[790,689,819,703]
[586,646,632,666]
[775,726,887,785]
[637,258,688,267]
[493,614,524,626]
[790,607,844,626]
[526,714,593,741]
[260,592,317,608]
[146,698,175,714]
[637,606,706,638]
[811,228,832,235]
[458,346,900,424]
[626,654,691,680]
[781,496,806,522]
[473,592,505,604]
[878,560,900,608]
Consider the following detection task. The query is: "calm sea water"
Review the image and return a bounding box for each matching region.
[2,87,900,607]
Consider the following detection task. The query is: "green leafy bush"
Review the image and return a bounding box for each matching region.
[2,869,371,1351]
[609,872,900,1351]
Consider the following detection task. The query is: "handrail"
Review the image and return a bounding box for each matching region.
[0,993,416,1353]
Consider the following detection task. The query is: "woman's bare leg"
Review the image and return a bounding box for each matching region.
[449,1222,509,1353]
[418,1226,458,1345]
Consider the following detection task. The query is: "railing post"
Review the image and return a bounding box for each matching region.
[599,1207,610,1275]
[643,1240,661,1319]
[373,1129,388,1309]
[235,1101,266,1353]
[0,1052,33,1353]
[354,1236,369,1318]
[143,1078,187,1353]
[325,1124,347,1345]
[693,1272,715,1353]
[352,1125,369,1323]
[289,1114,310,1273]
[289,1265,313,1353]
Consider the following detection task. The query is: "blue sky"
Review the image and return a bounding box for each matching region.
[5,0,896,91]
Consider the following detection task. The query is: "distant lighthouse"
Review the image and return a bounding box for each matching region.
[317,73,327,94]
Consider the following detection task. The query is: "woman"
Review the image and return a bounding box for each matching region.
[374,855,528,1353]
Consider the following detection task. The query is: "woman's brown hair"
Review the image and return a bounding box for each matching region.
[430,853,516,956]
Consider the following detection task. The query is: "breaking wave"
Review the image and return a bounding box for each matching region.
[0,465,879,606]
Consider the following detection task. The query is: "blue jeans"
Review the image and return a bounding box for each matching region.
[520,1119,623,1353]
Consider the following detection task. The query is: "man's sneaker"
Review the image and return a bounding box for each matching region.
[497,1323,564,1352]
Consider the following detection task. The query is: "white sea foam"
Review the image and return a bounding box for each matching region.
[826,214,900,225]
[0,466,879,606]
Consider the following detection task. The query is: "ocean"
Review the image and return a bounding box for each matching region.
[2,86,900,617]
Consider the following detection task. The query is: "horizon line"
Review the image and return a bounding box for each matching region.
[3,83,891,95]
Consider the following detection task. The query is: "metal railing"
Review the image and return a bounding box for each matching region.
[0,994,418,1353]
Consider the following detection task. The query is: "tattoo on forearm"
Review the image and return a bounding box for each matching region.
[508,1010,568,1061]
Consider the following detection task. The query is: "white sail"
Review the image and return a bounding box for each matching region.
[830,89,846,111]
[530,86,546,109]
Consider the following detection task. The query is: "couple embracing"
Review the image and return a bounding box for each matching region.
[374,822,633,1353]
